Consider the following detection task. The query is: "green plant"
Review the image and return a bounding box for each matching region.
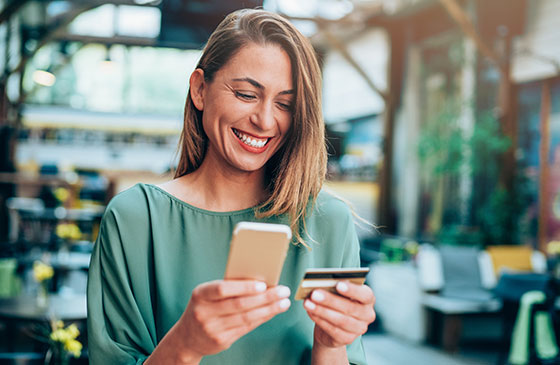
[418,104,511,179]
[417,99,465,176]
[417,101,519,244]
[477,171,534,244]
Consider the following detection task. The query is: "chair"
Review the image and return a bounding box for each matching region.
[527,291,559,365]
[493,272,557,365]
[417,244,502,352]
[5,198,45,243]
[485,245,547,277]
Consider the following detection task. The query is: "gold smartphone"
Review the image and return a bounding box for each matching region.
[224,222,292,287]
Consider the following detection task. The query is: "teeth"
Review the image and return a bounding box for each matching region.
[233,129,268,148]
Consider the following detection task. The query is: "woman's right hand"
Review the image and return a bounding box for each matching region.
[175,280,291,362]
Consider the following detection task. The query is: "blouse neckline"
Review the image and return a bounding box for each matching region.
[144,183,260,217]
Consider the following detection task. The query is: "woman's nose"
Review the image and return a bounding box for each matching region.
[250,101,275,131]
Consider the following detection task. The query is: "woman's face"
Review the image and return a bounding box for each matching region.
[191,43,294,175]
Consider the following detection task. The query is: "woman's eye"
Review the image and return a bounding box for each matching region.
[234,91,256,100]
[277,102,292,111]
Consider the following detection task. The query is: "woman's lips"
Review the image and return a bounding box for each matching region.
[232,128,271,153]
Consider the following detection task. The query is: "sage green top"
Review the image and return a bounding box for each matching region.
[87,183,367,364]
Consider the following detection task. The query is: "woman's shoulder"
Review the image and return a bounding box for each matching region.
[103,183,157,225]
[311,189,353,223]
[106,183,150,211]
[305,189,358,254]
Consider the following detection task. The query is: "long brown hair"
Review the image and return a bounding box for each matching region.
[175,9,326,247]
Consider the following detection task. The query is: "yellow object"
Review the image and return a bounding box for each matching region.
[486,245,533,274]
[56,223,82,241]
[547,241,560,256]
[32,261,54,282]
[54,187,70,203]
[50,322,82,358]
[65,339,82,357]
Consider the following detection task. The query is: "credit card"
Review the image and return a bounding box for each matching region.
[294,267,369,300]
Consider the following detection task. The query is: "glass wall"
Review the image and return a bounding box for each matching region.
[517,79,560,245]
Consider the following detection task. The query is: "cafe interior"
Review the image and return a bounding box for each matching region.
[0,0,560,364]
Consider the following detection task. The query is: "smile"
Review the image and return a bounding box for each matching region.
[232,128,270,148]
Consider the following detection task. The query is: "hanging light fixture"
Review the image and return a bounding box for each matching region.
[99,44,117,73]
[32,69,56,87]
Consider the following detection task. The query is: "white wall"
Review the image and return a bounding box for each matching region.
[512,0,560,83]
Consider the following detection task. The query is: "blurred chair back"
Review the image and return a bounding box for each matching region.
[0,258,21,298]
[417,244,496,300]
[6,197,45,243]
[486,245,546,277]
[416,244,444,291]
[439,245,494,301]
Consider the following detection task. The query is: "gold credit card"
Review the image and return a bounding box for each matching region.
[294,267,370,300]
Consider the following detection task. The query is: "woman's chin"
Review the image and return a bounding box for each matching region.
[229,158,268,174]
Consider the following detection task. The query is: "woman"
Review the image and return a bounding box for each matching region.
[87,8,375,364]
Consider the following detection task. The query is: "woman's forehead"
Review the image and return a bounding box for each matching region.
[216,43,294,91]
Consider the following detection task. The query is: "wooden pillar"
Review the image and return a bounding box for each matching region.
[497,36,516,191]
[538,81,551,252]
[440,0,519,210]
[377,25,405,232]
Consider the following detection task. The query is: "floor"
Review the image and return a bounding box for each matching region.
[362,333,500,365]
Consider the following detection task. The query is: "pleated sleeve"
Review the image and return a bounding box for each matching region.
[87,189,156,364]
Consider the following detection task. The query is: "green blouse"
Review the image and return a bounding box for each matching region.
[87,183,367,364]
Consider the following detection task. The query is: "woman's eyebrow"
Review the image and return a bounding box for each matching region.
[232,77,263,89]
[232,77,294,95]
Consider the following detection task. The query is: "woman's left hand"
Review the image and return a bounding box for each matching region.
[304,282,375,348]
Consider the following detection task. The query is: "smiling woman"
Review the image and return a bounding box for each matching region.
[87,8,374,365]
[172,9,326,228]
[188,43,293,178]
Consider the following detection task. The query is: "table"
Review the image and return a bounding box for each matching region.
[17,252,91,292]
[49,252,91,272]
[17,251,91,271]
[0,294,86,352]
[0,294,86,322]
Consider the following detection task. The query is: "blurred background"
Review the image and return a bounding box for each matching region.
[0,0,558,364]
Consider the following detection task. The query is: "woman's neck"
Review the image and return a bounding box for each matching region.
[163,157,268,212]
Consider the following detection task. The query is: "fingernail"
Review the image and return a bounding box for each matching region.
[337,282,348,293]
[279,298,291,309]
[276,286,291,298]
[304,299,316,310]
[255,282,267,292]
[311,290,324,302]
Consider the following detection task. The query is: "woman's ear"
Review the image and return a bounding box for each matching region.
[189,68,205,111]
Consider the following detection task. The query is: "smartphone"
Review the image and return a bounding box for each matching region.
[224,221,292,287]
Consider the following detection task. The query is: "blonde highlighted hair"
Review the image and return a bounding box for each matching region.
[175,9,326,247]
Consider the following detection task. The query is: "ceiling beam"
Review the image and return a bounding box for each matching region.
[438,0,506,77]
[321,28,387,101]
[2,2,98,82]
[281,12,387,101]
